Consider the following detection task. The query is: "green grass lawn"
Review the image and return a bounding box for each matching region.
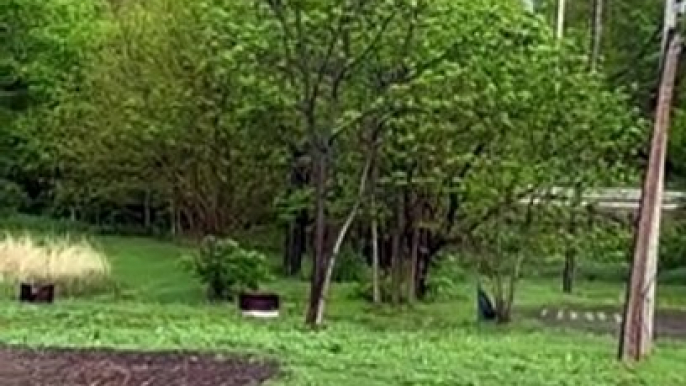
[0,222,685,385]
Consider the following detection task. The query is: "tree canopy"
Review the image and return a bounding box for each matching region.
[0,0,663,324]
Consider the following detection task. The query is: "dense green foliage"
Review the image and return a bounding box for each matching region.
[3,0,686,380]
[184,236,272,301]
[0,0,671,322]
[2,0,642,230]
[0,0,107,214]
[1,0,684,341]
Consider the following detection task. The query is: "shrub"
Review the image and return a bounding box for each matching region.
[0,180,27,214]
[183,236,272,301]
[352,255,466,303]
[0,234,112,296]
[352,273,393,303]
[332,249,368,283]
[423,255,467,301]
[660,220,686,270]
[0,214,94,235]
[297,249,369,283]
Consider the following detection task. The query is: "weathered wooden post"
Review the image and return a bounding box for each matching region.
[618,0,684,361]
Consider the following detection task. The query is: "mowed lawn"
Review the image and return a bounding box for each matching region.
[0,230,684,385]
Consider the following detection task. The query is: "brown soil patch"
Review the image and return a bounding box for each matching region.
[0,346,278,386]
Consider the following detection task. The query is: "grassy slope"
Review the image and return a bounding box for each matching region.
[0,223,684,385]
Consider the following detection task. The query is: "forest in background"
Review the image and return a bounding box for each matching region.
[2,0,686,325]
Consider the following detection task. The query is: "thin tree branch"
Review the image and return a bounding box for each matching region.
[264,0,303,90]
[464,185,542,237]
[340,9,399,80]
[310,3,351,112]
[316,148,374,324]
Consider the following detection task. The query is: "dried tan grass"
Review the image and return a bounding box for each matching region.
[0,234,111,291]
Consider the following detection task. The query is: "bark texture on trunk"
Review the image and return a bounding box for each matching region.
[562,210,577,294]
[305,149,329,327]
[306,150,372,326]
[562,249,575,294]
[407,224,419,303]
[283,212,307,276]
[391,193,404,305]
[619,32,682,362]
[370,160,381,304]
[283,148,310,276]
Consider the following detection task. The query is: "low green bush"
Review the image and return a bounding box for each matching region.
[660,221,686,270]
[0,180,27,215]
[352,273,394,303]
[423,255,468,301]
[0,214,94,235]
[182,236,272,301]
[332,249,368,283]
[352,255,467,303]
[296,249,368,283]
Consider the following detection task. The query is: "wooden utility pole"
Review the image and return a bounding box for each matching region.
[618,2,683,360]
[662,0,679,68]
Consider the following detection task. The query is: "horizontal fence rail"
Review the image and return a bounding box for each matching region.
[519,188,686,211]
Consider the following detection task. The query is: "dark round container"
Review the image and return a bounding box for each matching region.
[238,292,280,318]
[19,283,55,304]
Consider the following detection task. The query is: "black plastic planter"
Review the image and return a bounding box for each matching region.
[238,292,280,318]
[19,283,55,304]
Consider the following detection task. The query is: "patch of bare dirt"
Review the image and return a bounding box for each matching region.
[0,346,278,386]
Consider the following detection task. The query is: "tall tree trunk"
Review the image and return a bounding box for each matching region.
[562,212,577,294]
[416,230,442,300]
[407,223,419,303]
[562,247,576,293]
[407,194,421,303]
[305,148,329,327]
[619,31,682,362]
[390,224,401,305]
[371,217,381,303]
[144,190,152,231]
[416,233,431,300]
[391,192,404,305]
[562,185,582,293]
[283,211,307,276]
[283,223,294,274]
[589,0,604,71]
[283,149,309,276]
[307,152,372,326]
[370,160,381,304]
[169,197,177,236]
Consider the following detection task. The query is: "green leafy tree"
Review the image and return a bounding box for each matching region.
[51,0,286,234]
[254,0,642,324]
[0,0,107,214]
